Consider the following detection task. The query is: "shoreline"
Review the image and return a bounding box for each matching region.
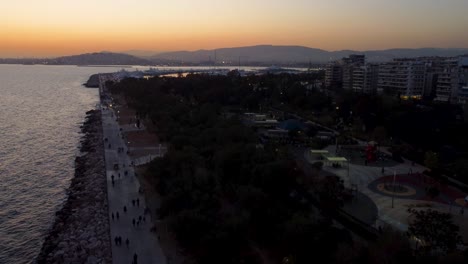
[36,109,112,263]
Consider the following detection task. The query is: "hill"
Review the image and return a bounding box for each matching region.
[49,52,152,65]
[150,45,468,64]
[0,52,153,66]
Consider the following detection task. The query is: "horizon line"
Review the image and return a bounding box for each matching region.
[2,44,468,59]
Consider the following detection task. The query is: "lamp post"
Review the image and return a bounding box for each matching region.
[391,170,396,208]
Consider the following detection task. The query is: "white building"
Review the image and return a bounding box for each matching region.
[378,58,427,99]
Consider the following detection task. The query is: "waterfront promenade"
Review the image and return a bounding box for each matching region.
[100,78,166,263]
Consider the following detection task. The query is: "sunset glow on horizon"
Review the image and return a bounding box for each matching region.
[2,0,468,57]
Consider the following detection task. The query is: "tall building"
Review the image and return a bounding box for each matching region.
[324,61,343,88]
[325,54,365,90]
[352,64,379,94]
[378,58,427,99]
[435,56,468,103]
[457,58,468,104]
[342,55,365,90]
[348,54,366,64]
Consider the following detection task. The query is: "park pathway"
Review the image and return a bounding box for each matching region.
[101,90,166,263]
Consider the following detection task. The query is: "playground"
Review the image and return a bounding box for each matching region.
[337,144,400,168]
[369,172,468,207]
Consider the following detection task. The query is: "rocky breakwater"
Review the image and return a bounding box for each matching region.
[37,110,111,264]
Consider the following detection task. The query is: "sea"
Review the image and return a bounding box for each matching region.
[0,64,125,263]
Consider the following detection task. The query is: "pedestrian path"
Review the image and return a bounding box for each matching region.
[102,106,167,264]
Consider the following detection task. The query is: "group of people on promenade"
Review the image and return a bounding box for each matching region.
[106,109,151,264]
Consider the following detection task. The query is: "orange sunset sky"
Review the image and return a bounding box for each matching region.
[2,0,468,57]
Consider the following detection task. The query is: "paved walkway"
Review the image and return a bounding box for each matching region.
[102,106,166,264]
[304,146,427,231]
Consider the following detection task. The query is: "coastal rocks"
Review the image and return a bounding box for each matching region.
[36,110,111,264]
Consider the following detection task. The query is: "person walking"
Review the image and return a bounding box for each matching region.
[114,236,118,246]
[132,218,135,227]
[123,206,127,213]
[133,253,138,264]
[116,211,120,220]
[132,199,135,206]
[111,212,114,221]
[125,238,129,248]
[136,198,140,207]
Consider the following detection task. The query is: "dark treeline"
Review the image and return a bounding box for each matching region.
[108,73,467,263]
[109,74,351,263]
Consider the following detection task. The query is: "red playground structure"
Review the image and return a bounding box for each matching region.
[366,142,377,162]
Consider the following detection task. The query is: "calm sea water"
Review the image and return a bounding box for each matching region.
[0,65,125,264]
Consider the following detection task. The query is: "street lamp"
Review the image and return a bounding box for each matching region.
[391,170,397,208]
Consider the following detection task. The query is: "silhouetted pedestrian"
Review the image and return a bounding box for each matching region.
[111,213,114,221]
[132,199,135,206]
[136,198,140,207]
[114,236,118,245]
[136,221,139,227]
[124,206,127,213]
[126,238,129,248]
[116,212,120,220]
[132,218,135,227]
[143,216,146,222]
[133,253,138,263]
[138,216,142,222]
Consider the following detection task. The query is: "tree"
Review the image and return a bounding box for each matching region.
[407,208,462,255]
[368,226,413,264]
[373,126,387,144]
[317,176,346,209]
[424,151,439,171]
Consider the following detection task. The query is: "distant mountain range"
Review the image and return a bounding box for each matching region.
[149,45,468,64]
[1,46,468,66]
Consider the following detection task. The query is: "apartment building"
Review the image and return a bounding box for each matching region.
[435,56,468,103]
[325,54,365,90]
[378,58,427,99]
[324,61,343,88]
[352,64,379,94]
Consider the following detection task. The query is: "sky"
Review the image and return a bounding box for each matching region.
[1,0,468,57]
